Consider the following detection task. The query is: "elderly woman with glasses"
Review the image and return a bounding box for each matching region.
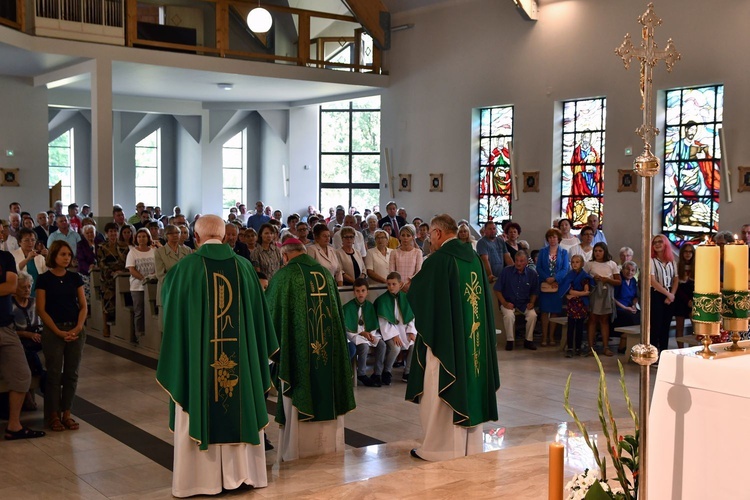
[365,229,392,284]
[154,225,192,309]
[337,226,366,286]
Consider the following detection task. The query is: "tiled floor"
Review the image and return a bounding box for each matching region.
[1,330,650,498]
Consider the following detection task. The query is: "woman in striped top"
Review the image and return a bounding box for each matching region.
[650,234,678,354]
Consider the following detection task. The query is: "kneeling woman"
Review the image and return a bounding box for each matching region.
[36,240,87,431]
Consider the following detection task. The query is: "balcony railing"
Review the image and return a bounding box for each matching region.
[125,0,383,73]
[36,0,123,27]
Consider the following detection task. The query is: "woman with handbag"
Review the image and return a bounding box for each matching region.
[537,228,570,346]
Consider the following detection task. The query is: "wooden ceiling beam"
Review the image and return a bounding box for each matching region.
[341,0,390,50]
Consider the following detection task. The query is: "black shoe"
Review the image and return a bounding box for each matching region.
[264,434,274,451]
[393,360,405,368]
[402,373,409,382]
[370,374,382,387]
[618,346,627,355]
[382,371,392,386]
[565,349,573,358]
[505,341,514,351]
[410,448,425,460]
[523,340,537,350]
[358,375,376,387]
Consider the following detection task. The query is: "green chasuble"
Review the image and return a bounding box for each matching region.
[156,243,279,450]
[373,291,415,325]
[266,253,355,425]
[405,238,500,427]
[342,298,379,333]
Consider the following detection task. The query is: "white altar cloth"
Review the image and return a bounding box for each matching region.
[647,340,750,499]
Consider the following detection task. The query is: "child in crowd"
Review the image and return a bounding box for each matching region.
[584,242,621,356]
[373,272,417,385]
[343,278,386,387]
[560,255,591,357]
[674,244,695,347]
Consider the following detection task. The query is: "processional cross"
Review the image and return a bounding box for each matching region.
[615,2,681,177]
[614,5,680,500]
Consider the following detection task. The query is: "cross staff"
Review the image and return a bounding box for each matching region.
[614,5,680,500]
[615,2,680,153]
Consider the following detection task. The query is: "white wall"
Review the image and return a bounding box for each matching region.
[0,76,50,211]
[382,0,750,257]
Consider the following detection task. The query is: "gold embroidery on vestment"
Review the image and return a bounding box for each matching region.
[308,271,330,367]
[210,271,239,410]
[464,271,482,377]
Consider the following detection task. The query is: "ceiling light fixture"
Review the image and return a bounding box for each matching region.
[247,1,273,33]
[217,83,234,91]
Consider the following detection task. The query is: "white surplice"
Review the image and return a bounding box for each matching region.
[414,348,483,461]
[276,393,345,463]
[171,403,267,498]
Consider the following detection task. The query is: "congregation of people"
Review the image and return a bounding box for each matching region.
[2,194,748,495]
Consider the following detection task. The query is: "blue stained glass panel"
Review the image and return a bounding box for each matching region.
[662,85,723,247]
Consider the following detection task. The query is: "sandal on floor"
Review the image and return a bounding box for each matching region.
[49,418,65,432]
[540,342,548,347]
[62,417,80,430]
[603,349,614,357]
[5,426,46,440]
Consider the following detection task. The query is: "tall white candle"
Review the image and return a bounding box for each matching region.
[695,245,720,294]
[723,244,749,291]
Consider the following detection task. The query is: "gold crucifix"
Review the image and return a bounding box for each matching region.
[615,2,680,177]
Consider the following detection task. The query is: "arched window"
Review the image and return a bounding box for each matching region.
[478,106,514,225]
[560,97,606,229]
[662,85,723,246]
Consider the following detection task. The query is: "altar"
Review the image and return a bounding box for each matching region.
[647,341,750,499]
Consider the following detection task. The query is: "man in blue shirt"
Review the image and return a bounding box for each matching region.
[476,221,513,282]
[586,214,607,245]
[494,250,539,351]
[246,201,270,232]
[47,215,81,256]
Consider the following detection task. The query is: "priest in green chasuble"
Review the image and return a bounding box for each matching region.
[265,237,356,462]
[156,215,278,498]
[406,214,500,461]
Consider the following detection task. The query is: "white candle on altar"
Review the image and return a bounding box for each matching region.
[723,244,749,291]
[695,245,720,294]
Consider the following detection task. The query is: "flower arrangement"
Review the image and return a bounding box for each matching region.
[563,353,639,500]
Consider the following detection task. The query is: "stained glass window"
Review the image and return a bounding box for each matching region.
[560,97,606,229]
[478,106,513,225]
[662,85,723,247]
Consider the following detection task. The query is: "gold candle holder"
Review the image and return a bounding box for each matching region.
[721,289,750,352]
[693,321,719,359]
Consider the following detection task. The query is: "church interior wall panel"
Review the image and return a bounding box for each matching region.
[0,76,50,211]
[382,0,750,255]
[287,105,320,216]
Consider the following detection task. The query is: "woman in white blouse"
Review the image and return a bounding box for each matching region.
[649,234,678,354]
[307,223,343,286]
[365,229,391,284]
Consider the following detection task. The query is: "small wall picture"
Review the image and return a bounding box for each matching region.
[618,169,638,192]
[739,167,750,192]
[429,173,443,192]
[0,168,18,187]
[522,171,539,192]
[398,174,411,192]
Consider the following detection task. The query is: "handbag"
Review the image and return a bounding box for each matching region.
[540,282,559,293]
